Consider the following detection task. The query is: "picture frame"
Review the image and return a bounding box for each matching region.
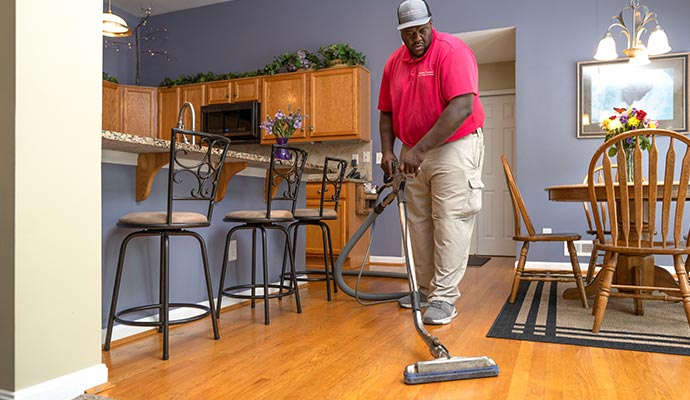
[577,52,689,138]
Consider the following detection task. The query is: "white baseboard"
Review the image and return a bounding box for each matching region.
[369,255,405,265]
[103,279,307,343]
[0,364,107,400]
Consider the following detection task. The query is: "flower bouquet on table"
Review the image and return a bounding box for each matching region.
[600,107,658,181]
[260,105,307,159]
[601,107,657,157]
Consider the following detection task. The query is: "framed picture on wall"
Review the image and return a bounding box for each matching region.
[577,52,689,138]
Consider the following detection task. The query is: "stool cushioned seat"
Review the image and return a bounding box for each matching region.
[118,211,209,226]
[293,208,338,220]
[224,209,293,222]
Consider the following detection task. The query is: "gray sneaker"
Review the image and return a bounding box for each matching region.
[397,292,429,309]
[422,300,458,325]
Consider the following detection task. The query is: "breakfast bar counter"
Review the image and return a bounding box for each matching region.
[102,130,323,202]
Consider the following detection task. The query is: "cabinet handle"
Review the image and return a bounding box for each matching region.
[234,92,238,98]
[225,94,230,98]
[309,125,314,131]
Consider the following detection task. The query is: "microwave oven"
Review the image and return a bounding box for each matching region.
[201,101,261,144]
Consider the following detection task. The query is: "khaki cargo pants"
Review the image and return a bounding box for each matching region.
[402,129,484,305]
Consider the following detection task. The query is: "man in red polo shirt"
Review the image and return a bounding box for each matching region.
[378,0,485,325]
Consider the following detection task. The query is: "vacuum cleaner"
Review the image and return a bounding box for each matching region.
[333,167,499,384]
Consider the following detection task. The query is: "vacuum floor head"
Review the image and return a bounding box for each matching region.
[404,356,499,384]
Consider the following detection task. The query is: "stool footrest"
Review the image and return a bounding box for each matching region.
[113,303,212,327]
[220,283,296,300]
[283,270,329,282]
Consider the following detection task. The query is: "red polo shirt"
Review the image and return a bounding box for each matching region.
[378,29,484,147]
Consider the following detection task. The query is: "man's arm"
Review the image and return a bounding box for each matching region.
[400,93,474,174]
[379,111,397,176]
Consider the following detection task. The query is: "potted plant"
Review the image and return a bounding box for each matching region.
[318,42,366,67]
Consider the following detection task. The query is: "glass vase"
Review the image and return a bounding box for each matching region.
[274,137,291,160]
[624,148,634,183]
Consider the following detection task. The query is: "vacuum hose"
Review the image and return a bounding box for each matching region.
[332,183,410,300]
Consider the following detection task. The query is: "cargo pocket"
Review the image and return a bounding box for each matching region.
[465,169,484,216]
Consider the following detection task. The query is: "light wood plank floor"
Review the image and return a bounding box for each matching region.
[99,257,690,399]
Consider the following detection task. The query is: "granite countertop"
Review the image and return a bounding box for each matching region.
[102,130,323,172]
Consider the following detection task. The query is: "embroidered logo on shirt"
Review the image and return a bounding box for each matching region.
[418,70,434,77]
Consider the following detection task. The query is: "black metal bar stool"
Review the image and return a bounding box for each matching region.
[103,128,230,360]
[215,144,308,325]
[282,157,348,300]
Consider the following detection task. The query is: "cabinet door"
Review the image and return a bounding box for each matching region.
[309,66,370,141]
[122,85,157,138]
[102,81,121,132]
[233,77,261,103]
[206,81,232,104]
[158,86,180,141]
[304,199,346,256]
[180,83,206,131]
[261,72,308,141]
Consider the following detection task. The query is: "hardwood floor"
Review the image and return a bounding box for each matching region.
[99,257,690,399]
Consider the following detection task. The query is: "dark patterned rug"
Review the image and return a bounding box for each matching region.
[487,280,690,355]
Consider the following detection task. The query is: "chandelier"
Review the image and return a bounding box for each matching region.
[103,0,132,37]
[594,0,671,65]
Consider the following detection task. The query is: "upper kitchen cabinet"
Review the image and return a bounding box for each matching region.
[180,83,206,131]
[102,80,121,132]
[309,66,370,142]
[260,66,370,143]
[261,72,308,141]
[158,86,180,141]
[159,83,207,139]
[207,77,262,104]
[121,85,157,138]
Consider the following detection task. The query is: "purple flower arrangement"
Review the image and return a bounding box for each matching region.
[260,105,307,139]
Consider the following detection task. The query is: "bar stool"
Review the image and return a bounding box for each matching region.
[282,157,348,300]
[103,128,231,360]
[216,144,308,325]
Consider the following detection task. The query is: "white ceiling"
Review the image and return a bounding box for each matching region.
[111,0,232,15]
[110,1,515,64]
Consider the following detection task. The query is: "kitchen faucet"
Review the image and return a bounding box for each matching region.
[176,101,196,145]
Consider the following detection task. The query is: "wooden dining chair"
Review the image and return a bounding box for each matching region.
[582,165,615,284]
[587,128,690,332]
[501,155,588,307]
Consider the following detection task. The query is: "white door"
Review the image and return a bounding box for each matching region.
[471,93,516,256]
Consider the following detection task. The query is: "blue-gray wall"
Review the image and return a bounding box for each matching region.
[102,0,690,276]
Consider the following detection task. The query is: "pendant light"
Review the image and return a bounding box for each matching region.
[593,0,671,65]
[103,0,132,37]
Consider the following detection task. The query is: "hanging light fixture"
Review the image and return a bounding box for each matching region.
[594,0,671,65]
[103,0,132,37]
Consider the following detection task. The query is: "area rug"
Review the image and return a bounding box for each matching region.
[487,280,690,356]
[468,255,491,267]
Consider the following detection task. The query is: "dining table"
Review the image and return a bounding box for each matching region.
[545,181,689,315]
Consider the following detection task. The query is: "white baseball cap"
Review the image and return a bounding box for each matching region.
[397,0,432,31]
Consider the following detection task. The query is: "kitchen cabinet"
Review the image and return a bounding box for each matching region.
[261,72,308,141]
[260,66,370,143]
[121,85,157,138]
[156,83,206,138]
[179,83,206,131]
[308,66,370,141]
[304,181,370,268]
[102,80,121,132]
[158,86,180,141]
[207,77,262,104]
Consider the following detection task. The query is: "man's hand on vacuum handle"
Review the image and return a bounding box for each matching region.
[381,152,398,177]
[400,147,425,175]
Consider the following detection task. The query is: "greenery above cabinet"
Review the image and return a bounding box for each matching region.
[158,43,366,88]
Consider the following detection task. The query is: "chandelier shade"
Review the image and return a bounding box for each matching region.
[103,0,132,37]
[593,0,671,65]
